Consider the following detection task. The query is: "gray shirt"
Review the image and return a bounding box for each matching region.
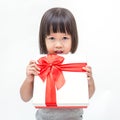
[36,108,83,120]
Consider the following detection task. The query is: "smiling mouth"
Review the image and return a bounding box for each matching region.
[55,50,63,54]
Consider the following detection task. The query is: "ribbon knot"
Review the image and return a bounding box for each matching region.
[49,63,52,67]
[37,54,87,107]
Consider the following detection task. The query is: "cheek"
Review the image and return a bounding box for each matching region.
[66,40,72,49]
[64,41,72,52]
[45,42,53,51]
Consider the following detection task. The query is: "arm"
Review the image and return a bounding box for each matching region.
[83,66,95,98]
[20,60,40,102]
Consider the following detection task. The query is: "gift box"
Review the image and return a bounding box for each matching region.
[32,54,89,108]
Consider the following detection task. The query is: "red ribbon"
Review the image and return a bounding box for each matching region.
[37,54,87,107]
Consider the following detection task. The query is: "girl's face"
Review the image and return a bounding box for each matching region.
[45,32,72,54]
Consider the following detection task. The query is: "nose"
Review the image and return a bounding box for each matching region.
[55,40,63,49]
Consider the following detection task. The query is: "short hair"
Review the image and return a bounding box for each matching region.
[39,7,78,54]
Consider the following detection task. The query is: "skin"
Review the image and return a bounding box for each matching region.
[20,32,95,102]
[45,32,72,54]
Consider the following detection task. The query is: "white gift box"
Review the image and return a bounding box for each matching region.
[32,54,89,108]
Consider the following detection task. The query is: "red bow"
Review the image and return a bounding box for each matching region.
[37,54,87,107]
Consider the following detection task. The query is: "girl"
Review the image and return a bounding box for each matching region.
[20,7,95,120]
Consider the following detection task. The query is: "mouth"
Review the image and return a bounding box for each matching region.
[54,50,63,54]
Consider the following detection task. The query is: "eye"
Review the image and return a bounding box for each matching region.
[48,37,55,41]
[62,37,69,40]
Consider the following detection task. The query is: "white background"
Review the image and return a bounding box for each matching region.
[0,0,120,120]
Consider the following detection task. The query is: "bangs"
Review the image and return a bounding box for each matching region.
[46,15,71,35]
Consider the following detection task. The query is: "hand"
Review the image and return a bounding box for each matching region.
[26,60,40,81]
[83,66,93,82]
[82,65,95,98]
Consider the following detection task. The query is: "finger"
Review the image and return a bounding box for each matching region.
[28,59,40,71]
[29,63,40,71]
[86,66,92,73]
[27,64,40,75]
[27,70,39,76]
[82,66,91,73]
[87,72,92,78]
[35,64,41,71]
[29,66,40,73]
[27,68,40,76]
[87,72,90,76]
[29,60,36,65]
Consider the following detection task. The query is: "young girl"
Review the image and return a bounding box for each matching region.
[20,7,95,120]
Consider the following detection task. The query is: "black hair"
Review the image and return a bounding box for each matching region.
[39,7,78,54]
